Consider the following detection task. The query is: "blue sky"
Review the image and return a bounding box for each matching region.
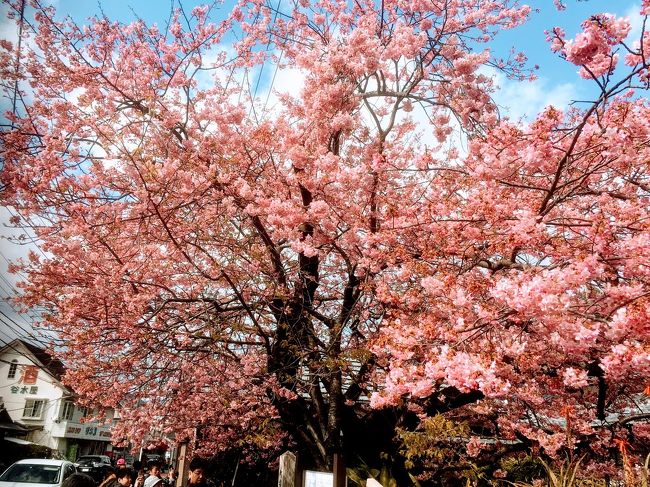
[0,0,645,117]
[51,0,643,71]
[27,0,648,119]
[0,0,646,344]
[489,1,645,118]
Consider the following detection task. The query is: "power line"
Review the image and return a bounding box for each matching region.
[0,244,47,325]
[4,207,49,260]
[0,246,29,282]
[0,337,66,389]
[0,299,42,340]
[0,307,55,348]
[251,0,283,109]
[0,267,47,329]
[10,0,26,125]
[4,5,54,344]
[0,312,52,350]
[0,278,18,300]
[262,49,283,115]
[0,395,65,417]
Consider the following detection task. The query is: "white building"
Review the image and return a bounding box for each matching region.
[0,339,116,460]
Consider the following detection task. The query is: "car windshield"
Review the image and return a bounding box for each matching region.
[77,457,101,465]
[0,464,61,484]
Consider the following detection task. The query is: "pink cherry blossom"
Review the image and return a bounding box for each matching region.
[1,0,649,478]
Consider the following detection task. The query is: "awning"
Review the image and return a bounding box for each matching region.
[0,405,40,434]
[4,436,35,445]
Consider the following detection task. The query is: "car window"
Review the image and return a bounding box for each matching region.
[0,464,61,484]
[63,465,75,480]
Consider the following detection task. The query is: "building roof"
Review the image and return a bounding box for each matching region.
[18,339,66,381]
[0,339,66,382]
[0,404,31,434]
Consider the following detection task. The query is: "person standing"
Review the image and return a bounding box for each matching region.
[148,462,161,480]
[143,475,164,487]
[184,458,208,487]
[133,469,146,487]
[61,474,95,487]
[98,469,120,487]
[116,469,134,487]
[131,461,143,487]
[165,469,177,487]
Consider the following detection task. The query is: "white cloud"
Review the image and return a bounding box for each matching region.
[625,3,644,44]
[0,3,19,42]
[489,68,578,122]
[256,58,306,118]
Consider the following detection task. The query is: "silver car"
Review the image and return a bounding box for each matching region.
[0,459,77,487]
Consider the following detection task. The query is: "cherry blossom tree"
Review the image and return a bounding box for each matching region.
[1,0,649,481]
[373,4,650,477]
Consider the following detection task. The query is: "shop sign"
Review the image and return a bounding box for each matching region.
[63,422,112,441]
[10,364,40,394]
[10,385,38,394]
[303,471,333,487]
[20,365,39,384]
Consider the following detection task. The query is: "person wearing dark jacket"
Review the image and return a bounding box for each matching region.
[62,474,95,487]
[99,469,120,487]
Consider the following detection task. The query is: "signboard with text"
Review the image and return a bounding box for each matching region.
[20,365,39,384]
[304,471,333,487]
[63,423,112,441]
[10,385,39,395]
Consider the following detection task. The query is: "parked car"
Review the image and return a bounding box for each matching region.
[0,459,77,487]
[74,456,112,483]
[143,454,164,467]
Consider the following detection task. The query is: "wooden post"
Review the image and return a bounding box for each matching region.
[332,454,345,487]
[278,452,297,487]
[294,453,303,487]
[175,441,189,487]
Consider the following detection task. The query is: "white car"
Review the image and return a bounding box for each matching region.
[0,459,77,487]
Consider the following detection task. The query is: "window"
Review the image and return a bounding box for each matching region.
[0,463,61,484]
[63,465,75,481]
[7,359,18,379]
[23,399,46,419]
[61,401,75,421]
